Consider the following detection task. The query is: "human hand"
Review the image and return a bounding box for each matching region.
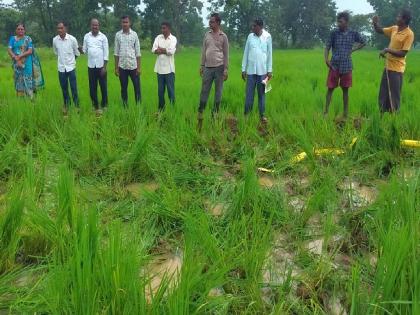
[379,48,388,59]
[241,72,247,81]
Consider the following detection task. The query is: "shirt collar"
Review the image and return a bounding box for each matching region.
[59,33,69,40]
[253,29,269,39]
[209,30,225,36]
[161,33,173,40]
[397,26,410,34]
[90,31,102,37]
[122,28,132,34]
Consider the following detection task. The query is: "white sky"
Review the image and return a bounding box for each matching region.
[335,0,374,14]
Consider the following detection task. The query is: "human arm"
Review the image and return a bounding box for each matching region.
[81,35,87,55]
[73,37,80,57]
[165,36,177,56]
[223,35,229,80]
[380,48,408,58]
[372,16,384,34]
[114,33,120,76]
[324,47,333,69]
[241,36,250,81]
[7,37,19,61]
[324,32,333,68]
[267,35,273,80]
[52,38,58,56]
[379,30,413,58]
[152,36,160,54]
[101,35,109,76]
[135,35,141,75]
[352,32,366,53]
[200,35,207,76]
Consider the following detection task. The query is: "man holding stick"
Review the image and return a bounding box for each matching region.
[373,10,414,114]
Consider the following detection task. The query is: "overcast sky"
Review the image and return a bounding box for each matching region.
[335,0,374,14]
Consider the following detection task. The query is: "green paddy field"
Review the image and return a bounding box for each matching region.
[0,47,419,314]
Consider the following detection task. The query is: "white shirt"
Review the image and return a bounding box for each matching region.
[152,34,177,74]
[82,31,109,68]
[53,33,80,72]
[114,29,141,70]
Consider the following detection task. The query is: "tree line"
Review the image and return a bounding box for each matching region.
[0,0,417,48]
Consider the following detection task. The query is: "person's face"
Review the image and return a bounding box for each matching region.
[396,14,405,26]
[161,25,170,36]
[57,23,66,37]
[16,25,25,37]
[252,23,262,35]
[91,20,100,34]
[209,17,219,31]
[121,18,130,30]
[337,18,348,31]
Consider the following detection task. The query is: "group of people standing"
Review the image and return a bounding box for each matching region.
[5,13,273,123]
[5,9,415,123]
[324,9,414,118]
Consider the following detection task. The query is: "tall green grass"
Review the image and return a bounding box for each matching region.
[0,47,418,314]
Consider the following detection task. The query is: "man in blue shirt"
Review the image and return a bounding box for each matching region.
[242,18,273,122]
[324,12,366,119]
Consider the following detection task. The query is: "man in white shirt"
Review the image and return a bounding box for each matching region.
[152,22,177,111]
[53,22,80,114]
[82,18,109,114]
[242,18,273,123]
[114,16,141,106]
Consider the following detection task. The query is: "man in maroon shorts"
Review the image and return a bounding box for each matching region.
[324,12,366,119]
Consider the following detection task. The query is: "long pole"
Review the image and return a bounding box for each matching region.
[385,56,395,113]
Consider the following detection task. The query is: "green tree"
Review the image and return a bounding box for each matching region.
[0,4,22,45]
[142,0,204,46]
[278,0,336,48]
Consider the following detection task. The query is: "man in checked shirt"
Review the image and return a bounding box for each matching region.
[324,12,366,119]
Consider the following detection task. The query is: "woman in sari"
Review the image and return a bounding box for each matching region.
[7,23,43,98]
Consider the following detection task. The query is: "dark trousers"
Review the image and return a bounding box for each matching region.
[198,65,225,113]
[59,70,79,107]
[118,67,141,106]
[157,73,175,110]
[245,74,266,117]
[88,67,108,109]
[379,69,403,113]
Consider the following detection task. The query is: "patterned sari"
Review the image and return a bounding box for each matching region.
[8,36,45,95]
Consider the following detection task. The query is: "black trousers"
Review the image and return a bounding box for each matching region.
[118,67,141,106]
[88,67,108,109]
[379,69,403,113]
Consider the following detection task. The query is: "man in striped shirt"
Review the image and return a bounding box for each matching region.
[114,16,141,106]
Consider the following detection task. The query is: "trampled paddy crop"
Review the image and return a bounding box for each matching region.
[0,47,419,314]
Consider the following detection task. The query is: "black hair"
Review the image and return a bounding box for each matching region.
[337,11,350,22]
[57,21,68,28]
[210,13,222,25]
[400,9,412,25]
[254,18,264,27]
[121,15,130,21]
[161,21,171,29]
[16,23,25,29]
